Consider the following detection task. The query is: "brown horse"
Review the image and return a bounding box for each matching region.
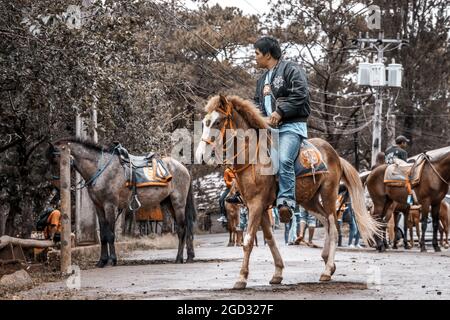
[225,180,243,246]
[196,95,381,289]
[367,152,450,252]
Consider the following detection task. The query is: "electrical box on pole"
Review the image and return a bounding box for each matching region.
[353,33,408,167]
[387,60,403,87]
[370,62,386,86]
[357,62,371,86]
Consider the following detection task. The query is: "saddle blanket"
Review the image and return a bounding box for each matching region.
[125,158,172,188]
[384,158,425,187]
[294,140,328,178]
[135,206,164,221]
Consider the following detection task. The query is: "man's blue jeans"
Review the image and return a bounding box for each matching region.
[277,131,303,209]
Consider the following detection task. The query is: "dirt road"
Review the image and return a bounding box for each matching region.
[8,228,450,300]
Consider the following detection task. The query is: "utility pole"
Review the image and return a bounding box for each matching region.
[353,116,360,171]
[355,31,407,167]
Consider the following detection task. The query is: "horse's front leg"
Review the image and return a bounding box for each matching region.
[233,202,263,290]
[420,204,430,252]
[260,207,284,285]
[96,208,110,268]
[104,203,118,266]
[431,204,441,252]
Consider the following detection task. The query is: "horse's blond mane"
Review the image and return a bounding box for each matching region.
[205,95,268,129]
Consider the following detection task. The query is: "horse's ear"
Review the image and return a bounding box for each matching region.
[218,94,229,111]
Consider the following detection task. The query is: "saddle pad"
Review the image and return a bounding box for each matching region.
[384,158,425,187]
[135,206,163,221]
[125,158,172,188]
[294,140,328,178]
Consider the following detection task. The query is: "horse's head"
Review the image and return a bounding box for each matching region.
[195,94,234,165]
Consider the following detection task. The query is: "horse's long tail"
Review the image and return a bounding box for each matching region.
[185,178,197,245]
[340,157,383,244]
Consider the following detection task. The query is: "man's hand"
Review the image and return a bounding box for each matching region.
[269,111,282,127]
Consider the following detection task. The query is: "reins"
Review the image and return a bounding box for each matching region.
[203,103,262,183]
[422,153,449,186]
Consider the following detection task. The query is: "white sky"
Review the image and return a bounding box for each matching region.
[184,0,270,15]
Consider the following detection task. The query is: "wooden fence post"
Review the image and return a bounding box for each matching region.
[60,145,72,274]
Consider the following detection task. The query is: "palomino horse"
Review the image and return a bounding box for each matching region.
[386,203,420,248]
[225,180,243,246]
[46,138,196,267]
[196,95,380,289]
[439,201,450,248]
[387,201,449,249]
[367,152,450,252]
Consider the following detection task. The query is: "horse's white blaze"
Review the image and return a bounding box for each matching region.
[195,111,220,163]
[244,233,251,246]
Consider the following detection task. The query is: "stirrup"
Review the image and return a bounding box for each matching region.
[129,195,141,211]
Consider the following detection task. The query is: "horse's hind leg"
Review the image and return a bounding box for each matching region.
[431,204,441,252]
[173,203,186,263]
[320,210,338,281]
[260,208,284,285]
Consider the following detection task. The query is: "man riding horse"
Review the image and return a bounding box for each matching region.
[253,36,311,223]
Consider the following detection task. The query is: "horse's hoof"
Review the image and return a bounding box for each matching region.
[420,246,427,252]
[96,259,108,268]
[175,258,184,264]
[404,245,411,250]
[434,246,441,252]
[269,276,283,285]
[392,245,398,250]
[233,281,247,290]
[227,243,234,247]
[330,263,336,276]
[186,257,195,263]
[110,258,117,266]
[319,274,332,282]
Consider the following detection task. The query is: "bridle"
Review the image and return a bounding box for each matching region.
[201,102,261,179]
[50,144,120,190]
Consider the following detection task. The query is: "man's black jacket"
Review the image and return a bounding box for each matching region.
[385,145,408,163]
[254,59,310,123]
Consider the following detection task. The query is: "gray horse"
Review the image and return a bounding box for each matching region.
[46,137,196,267]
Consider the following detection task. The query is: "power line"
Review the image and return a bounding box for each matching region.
[309,86,373,98]
[310,100,375,109]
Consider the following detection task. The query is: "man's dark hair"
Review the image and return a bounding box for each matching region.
[254,36,282,60]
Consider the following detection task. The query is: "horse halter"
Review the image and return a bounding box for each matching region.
[202,102,235,147]
[202,102,260,181]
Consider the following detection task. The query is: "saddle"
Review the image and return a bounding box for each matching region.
[384,157,425,188]
[294,140,328,179]
[115,143,172,188]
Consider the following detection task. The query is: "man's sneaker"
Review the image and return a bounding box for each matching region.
[278,205,293,223]
[356,244,363,249]
[217,216,228,223]
[349,244,355,248]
